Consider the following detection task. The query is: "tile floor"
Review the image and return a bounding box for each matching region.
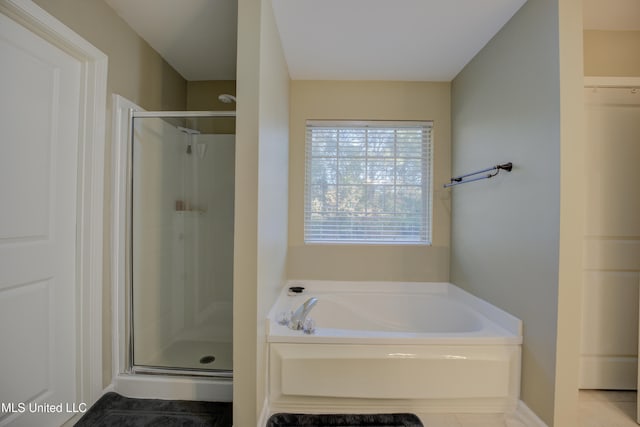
[418,411,538,427]
[414,391,637,427]
[415,412,519,427]
[579,390,637,427]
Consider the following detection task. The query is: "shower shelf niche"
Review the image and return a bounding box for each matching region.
[174,200,207,214]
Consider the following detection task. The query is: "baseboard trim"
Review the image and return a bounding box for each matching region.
[506,400,548,427]
[579,355,638,389]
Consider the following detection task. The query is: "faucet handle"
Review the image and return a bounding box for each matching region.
[276,310,292,326]
[303,317,316,334]
[288,319,302,330]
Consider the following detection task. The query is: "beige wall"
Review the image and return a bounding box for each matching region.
[187,80,237,110]
[255,0,291,413]
[584,31,640,76]
[234,0,289,425]
[33,0,187,112]
[451,0,583,424]
[288,81,451,282]
[187,80,236,133]
[32,0,188,389]
[555,0,585,424]
[234,0,260,422]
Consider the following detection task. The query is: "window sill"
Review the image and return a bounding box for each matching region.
[303,240,432,247]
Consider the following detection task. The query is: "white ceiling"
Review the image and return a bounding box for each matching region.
[271,0,527,81]
[104,0,237,81]
[583,0,640,30]
[103,0,639,83]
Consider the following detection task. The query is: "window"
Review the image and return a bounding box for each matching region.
[304,120,432,244]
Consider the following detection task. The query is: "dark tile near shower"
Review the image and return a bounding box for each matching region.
[74,392,232,427]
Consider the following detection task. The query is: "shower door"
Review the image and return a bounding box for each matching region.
[130,112,235,375]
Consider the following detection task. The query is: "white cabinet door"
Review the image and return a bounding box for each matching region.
[0,10,81,427]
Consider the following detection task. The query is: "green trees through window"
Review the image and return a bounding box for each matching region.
[304,121,432,244]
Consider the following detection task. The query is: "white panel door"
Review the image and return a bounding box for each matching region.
[0,9,81,427]
[580,85,640,391]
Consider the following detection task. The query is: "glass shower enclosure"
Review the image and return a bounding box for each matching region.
[129,111,234,377]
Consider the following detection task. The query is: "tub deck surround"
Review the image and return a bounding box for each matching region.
[267,281,522,345]
[266,281,523,414]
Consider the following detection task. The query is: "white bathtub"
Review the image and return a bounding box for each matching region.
[266,281,522,414]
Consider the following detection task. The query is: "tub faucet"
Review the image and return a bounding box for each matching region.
[289,297,318,330]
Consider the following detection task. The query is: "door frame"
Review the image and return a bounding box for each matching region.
[0,0,107,405]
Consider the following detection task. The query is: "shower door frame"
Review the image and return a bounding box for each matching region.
[128,109,235,378]
[111,95,236,394]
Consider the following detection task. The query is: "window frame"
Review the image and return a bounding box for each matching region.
[303,119,433,246]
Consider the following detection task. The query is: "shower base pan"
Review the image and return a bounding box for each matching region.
[140,340,233,372]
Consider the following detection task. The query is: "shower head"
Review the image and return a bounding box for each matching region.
[177,126,200,135]
[218,94,236,104]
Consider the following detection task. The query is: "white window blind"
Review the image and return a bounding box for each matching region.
[304,120,432,244]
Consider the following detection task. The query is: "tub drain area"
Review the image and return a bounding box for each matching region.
[199,355,216,364]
